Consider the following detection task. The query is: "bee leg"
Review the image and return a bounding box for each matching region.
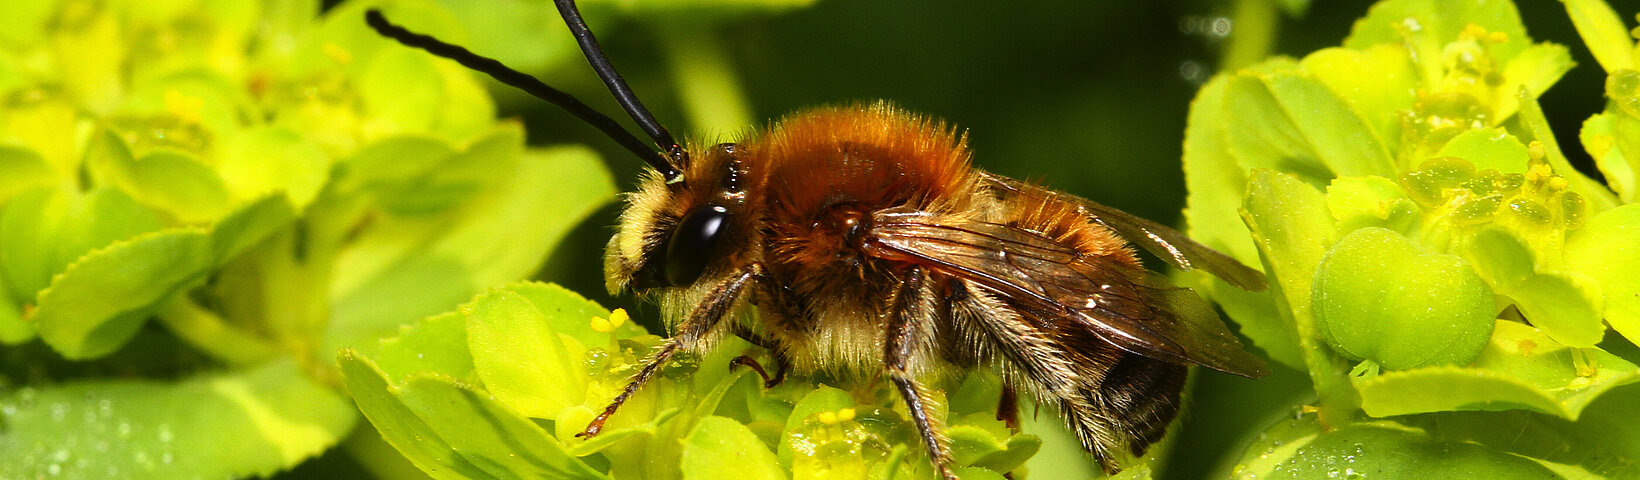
[996,384,1021,432]
[726,355,777,388]
[578,267,756,438]
[729,353,789,388]
[727,324,791,388]
[883,269,957,480]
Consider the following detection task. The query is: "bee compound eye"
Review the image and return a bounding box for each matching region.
[664,203,730,286]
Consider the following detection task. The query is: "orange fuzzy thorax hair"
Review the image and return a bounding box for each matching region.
[746,102,978,222]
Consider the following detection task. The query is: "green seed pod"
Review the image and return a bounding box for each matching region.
[1312,228,1496,370]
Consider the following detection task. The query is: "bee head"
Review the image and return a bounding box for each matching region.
[606,142,752,293]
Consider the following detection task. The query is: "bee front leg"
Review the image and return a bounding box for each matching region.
[578,267,757,438]
[883,268,957,480]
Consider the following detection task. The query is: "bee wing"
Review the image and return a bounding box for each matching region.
[980,173,1267,292]
[866,213,1269,378]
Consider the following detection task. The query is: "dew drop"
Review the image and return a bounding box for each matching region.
[1209,17,1233,38]
[157,424,174,443]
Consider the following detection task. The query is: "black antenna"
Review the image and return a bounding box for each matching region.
[364,9,683,183]
[552,0,685,170]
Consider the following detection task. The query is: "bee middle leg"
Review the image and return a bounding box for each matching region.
[729,323,790,388]
[883,268,958,480]
[578,267,757,438]
[728,352,789,388]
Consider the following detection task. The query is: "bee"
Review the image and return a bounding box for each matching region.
[368,2,1269,477]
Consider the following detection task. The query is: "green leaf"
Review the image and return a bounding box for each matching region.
[1399,383,1640,479]
[1183,75,1260,266]
[1313,227,1496,370]
[1226,66,1395,181]
[326,145,614,357]
[120,70,256,140]
[1464,227,1537,287]
[375,311,478,385]
[1495,44,1575,122]
[1298,45,1418,161]
[1564,204,1640,345]
[1325,175,1419,235]
[217,126,330,209]
[1563,0,1637,72]
[32,228,213,359]
[0,96,80,174]
[680,416,787,480]
[1272,423,1564,479]
[52,6,123,112]
[29,192,291,360]
[1507,272,1605,348]
[953,467,1008,480]
[393,373,609,480]
[0,281,28,344]
[0,359,356,479]
[778,385,857,465]
[968,434,1041,474]
[211,194,299,261]
[466,287,588,419]
[1436,128,1530,174]
[1182,75,1297,367]
[1241,170,1357,411]
[1229,414,1325,479]
[358,47,446,135]
[0,187,163,302]
[947,425,1006,467]
[333,134,463,214]
[1581,112,1638,203]
[339,350,496,480]
[1344,0,1530,65]
[119,150,234,223]
[1355,320,1640,420]
[1465,228,1607,348]
[0,145,56,203]
[505,282,643,346]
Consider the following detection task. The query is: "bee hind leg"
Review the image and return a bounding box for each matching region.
[883,268,958,480]
[578,267,757,438]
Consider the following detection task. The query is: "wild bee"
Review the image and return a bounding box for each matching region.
[368,2,1269,477]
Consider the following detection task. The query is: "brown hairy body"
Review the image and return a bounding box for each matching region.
[367,6,1266,476]
[603,102,1252,474]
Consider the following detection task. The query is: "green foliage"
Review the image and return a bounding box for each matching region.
[1184,0,1640,477]
[341,283,1038,479]
[0,0,612,477]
